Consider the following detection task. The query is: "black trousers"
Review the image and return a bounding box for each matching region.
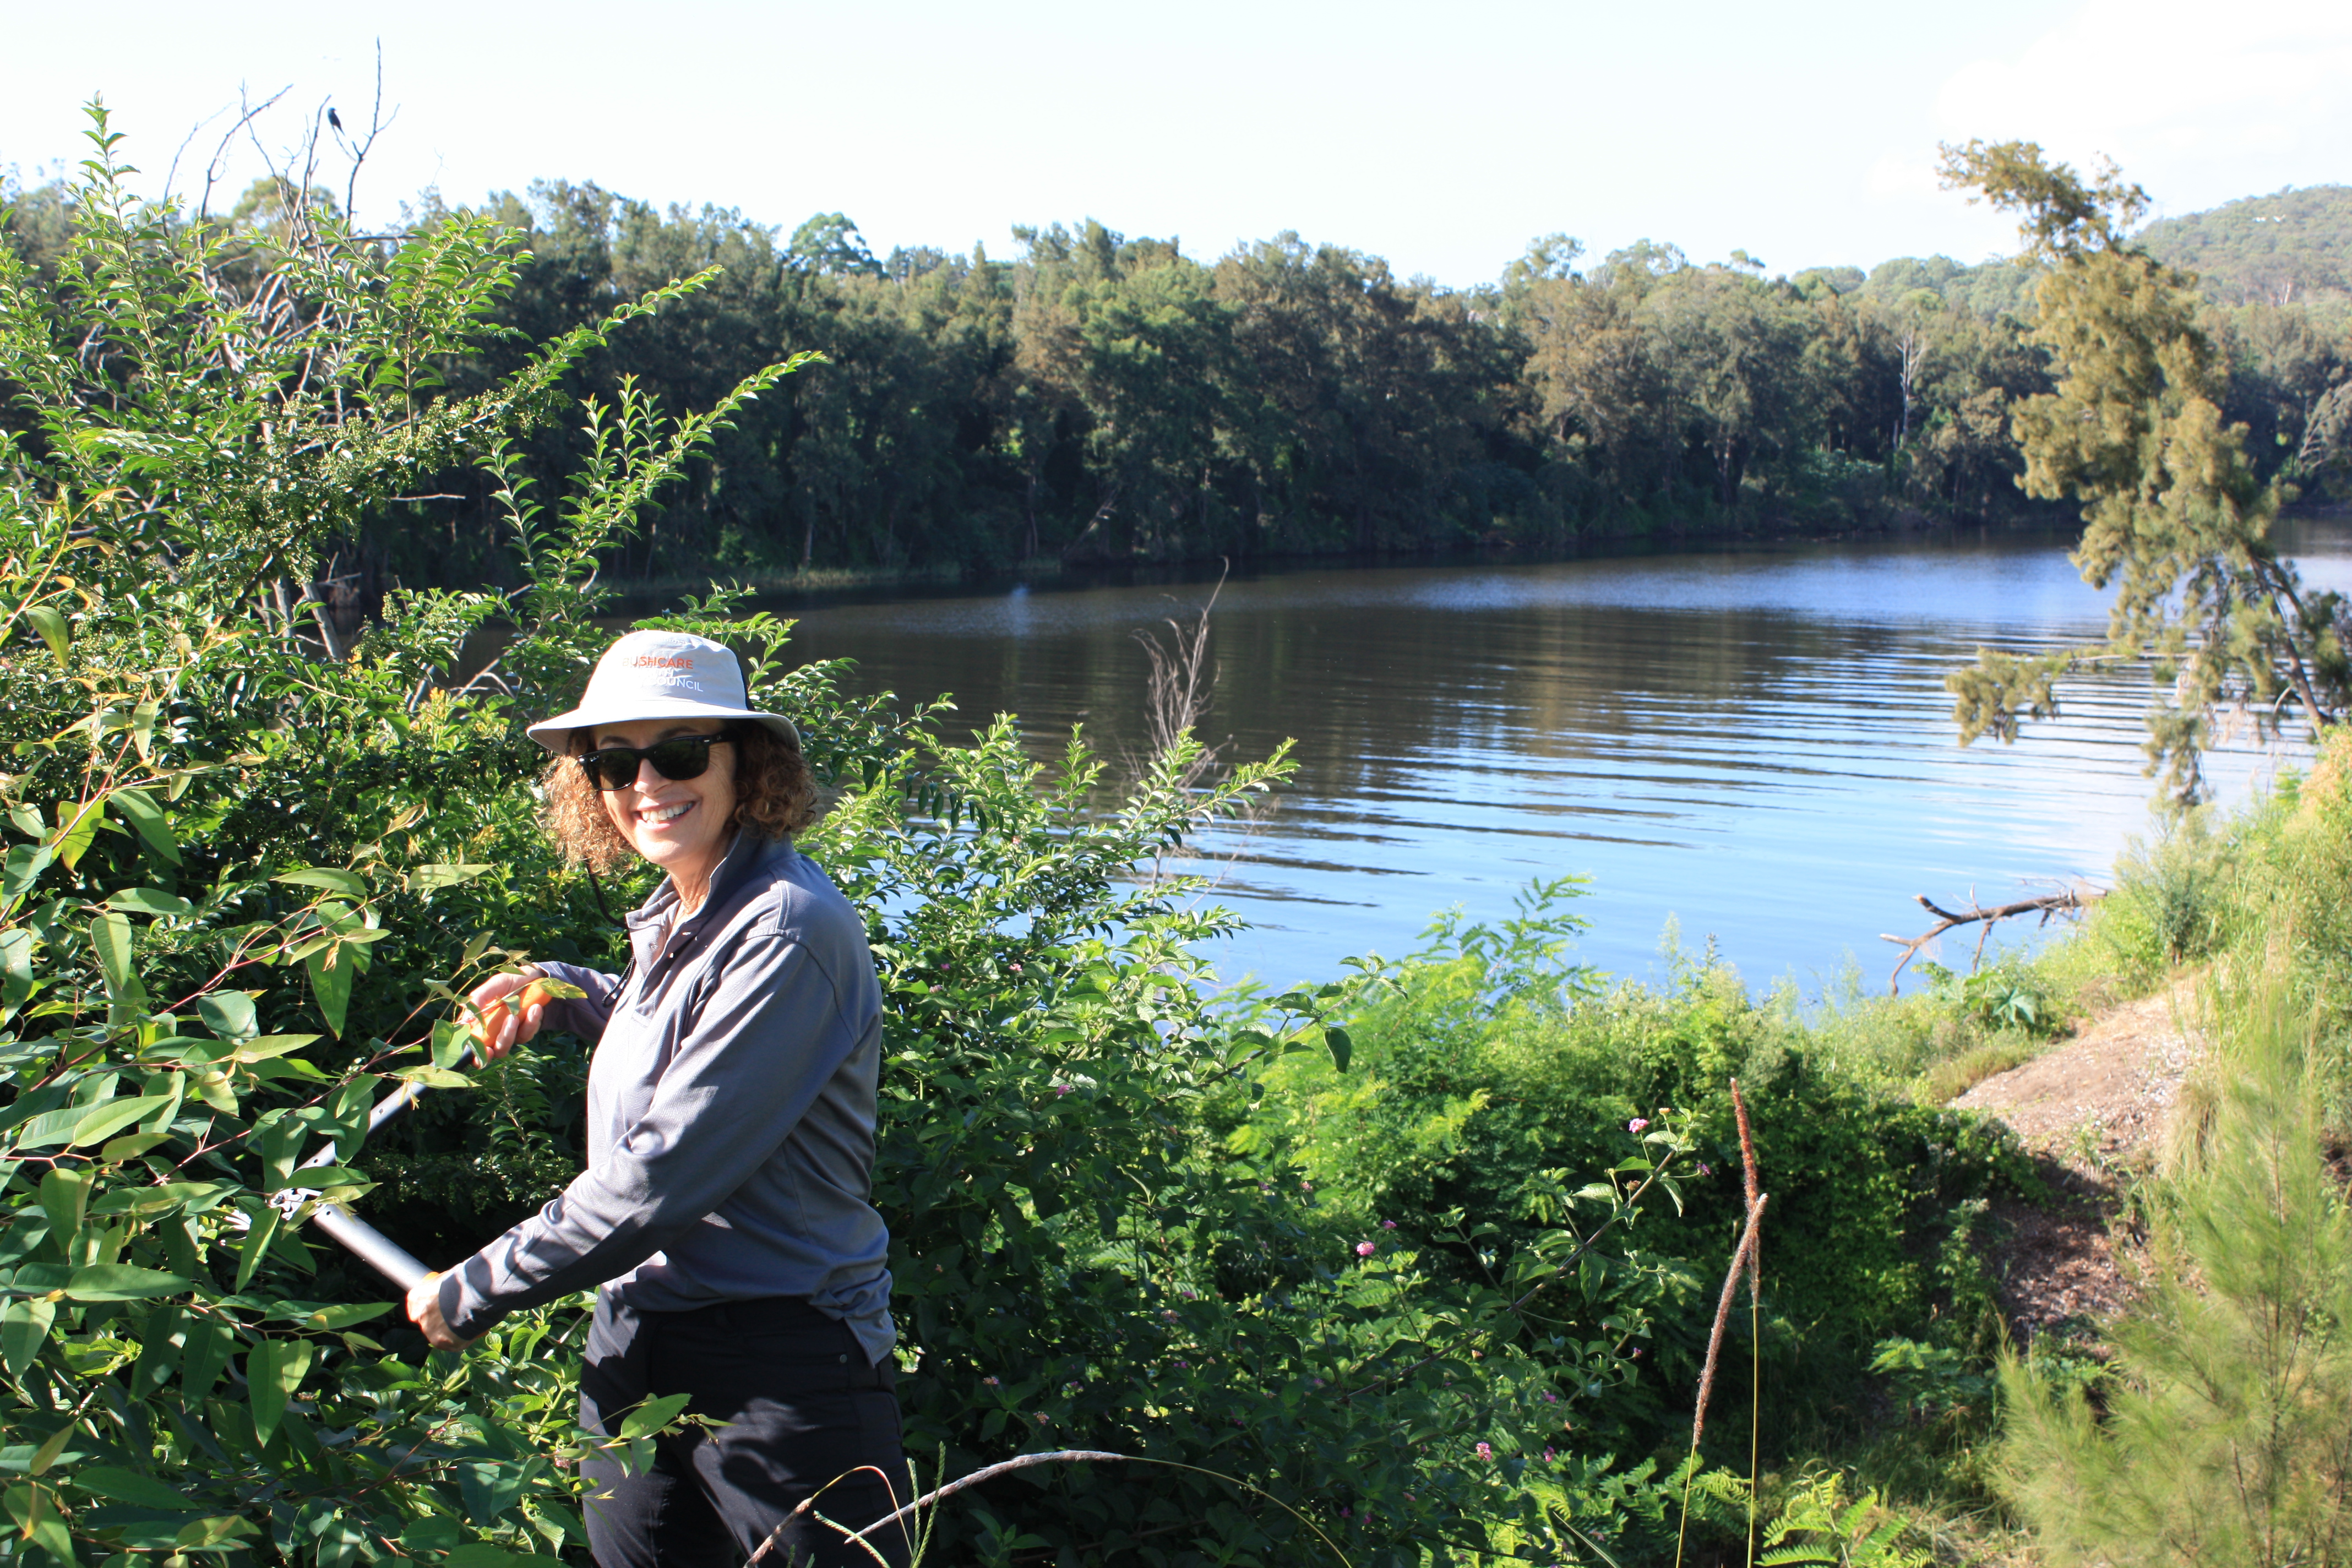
[578,1294,914,1568]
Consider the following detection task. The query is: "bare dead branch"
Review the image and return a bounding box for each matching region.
[1880,885,2102,994]
[162,106,229,208]
[339,41,399,224]
[199,85,289,224]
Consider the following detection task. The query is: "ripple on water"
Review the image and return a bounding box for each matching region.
[774,527,2343,988]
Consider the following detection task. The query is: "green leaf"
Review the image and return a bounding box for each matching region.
[6,804,43,838]
[38,1166,90,1245]
[431,1017,470,1070]
[90,910,138,1000]
[236,1207,281,1293]
[13,1106,97,1150]
[303,1301,393,1331]
[1,843,52,906]
[20,605,69,661]
[195,991,258,1041]
[247,1337,312,1446]
[231,1034,321,1063]
[306,946,353,1037]
[275,867,368,898]
[0,928,30,1018]
[389,1065,472,1089]
[109,788,181,865]
[73,1466,199,1512]
[100,1131,171,1162]
[28,1423,72,1475]
[618,1390,694,1441]
[175,1516,257,1549]
[109,887,194,918]
[1324,1025,1353,1072]
[131,1306,186,1396]
[50,799,103,871]
[65,1264,192,1300]
[405,863,493,891]
[177,1318,235,1400]
[70,1093,177,1147]
[1,1298,55,1377]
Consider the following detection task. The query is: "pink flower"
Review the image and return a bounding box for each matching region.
[1381,1219,1397,1229]
[982,1376,1000,1386]
[1475,1441,1494,1461]
[1053,1084,1072,1096]
[1356,1241,1376,1257]
[1697,1161,1712,1175]
[1628,1117,1649,1133]
[1543,1447,1556,1462]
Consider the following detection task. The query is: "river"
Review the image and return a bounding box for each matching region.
[757,524,2351,992]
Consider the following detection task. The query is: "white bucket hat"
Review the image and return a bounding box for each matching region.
[526,630,801,753]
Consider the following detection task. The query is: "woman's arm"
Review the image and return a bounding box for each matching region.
[530,961,622,1038]
[434,932,868,1339]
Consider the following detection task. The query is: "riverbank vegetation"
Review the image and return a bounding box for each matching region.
[5,104,2352,1567]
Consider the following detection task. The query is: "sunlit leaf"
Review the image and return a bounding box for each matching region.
[108,886,193,918]
[19,605,69,661]
[195,991,258,1041]
[306,946,353,1037]
[405,863,492,891]
[109,787,180,864]
[274,867,368,898]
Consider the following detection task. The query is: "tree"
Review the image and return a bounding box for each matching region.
[1939,140,2350,805]
[1997,991,2352,1564]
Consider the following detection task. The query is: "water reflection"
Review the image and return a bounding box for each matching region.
[769,527,2342,989]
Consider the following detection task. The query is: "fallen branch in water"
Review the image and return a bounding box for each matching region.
[1880,885,2102,994]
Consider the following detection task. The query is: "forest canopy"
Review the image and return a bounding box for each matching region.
[2,165,2345,599]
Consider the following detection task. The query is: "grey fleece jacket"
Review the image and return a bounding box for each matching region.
[435,831,895,1362]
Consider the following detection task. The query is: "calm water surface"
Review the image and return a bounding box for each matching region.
[770,526,2352,990]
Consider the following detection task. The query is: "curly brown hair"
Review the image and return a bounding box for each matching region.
[540,723,820,874]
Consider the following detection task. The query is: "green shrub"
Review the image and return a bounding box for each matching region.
[0,107,1729,1567]
[1233,889,2037,1476]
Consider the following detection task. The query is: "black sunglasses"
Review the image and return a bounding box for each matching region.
[576,728,742,791]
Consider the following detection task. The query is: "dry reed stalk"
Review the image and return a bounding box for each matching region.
[1691,1078,1768,1449]
[1691,1194,1767,1447]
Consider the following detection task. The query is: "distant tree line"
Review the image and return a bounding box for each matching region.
[3,172,2346,596]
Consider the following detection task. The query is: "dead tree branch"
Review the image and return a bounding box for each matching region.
[1880,885,2101,994]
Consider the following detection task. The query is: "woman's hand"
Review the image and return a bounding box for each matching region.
[464,968,549,1061]
[405,1272,476,1351]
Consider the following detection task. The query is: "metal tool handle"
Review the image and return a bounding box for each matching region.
[307,1202,433,1292]
[235,1036,489,1294]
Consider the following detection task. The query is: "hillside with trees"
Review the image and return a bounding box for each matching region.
[2140,184,2352,306]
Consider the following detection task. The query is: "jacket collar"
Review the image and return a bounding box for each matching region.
[624,829,783,937]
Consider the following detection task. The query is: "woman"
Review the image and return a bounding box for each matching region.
[404,628,911,1568]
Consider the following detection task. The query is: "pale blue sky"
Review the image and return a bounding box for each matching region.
[5,0,2346,286]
